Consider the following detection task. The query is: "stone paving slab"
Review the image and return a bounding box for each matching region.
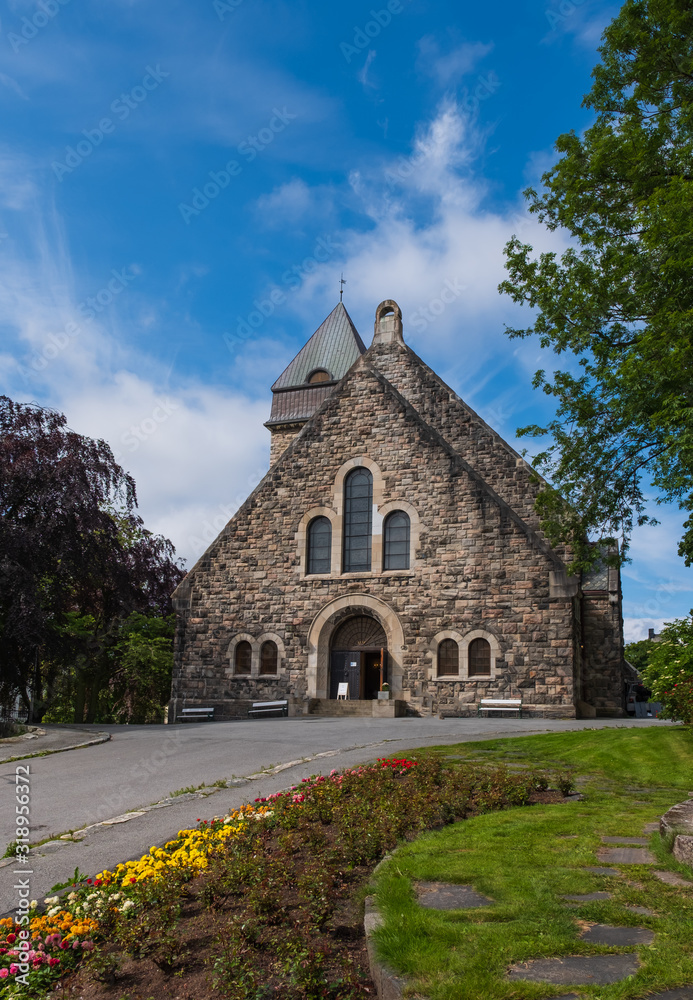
[415,882,494,910]
[579,922,655,946]
[507,954,639,985]
[643,822,661,833]
[654,870,693,888]
[583,866,620,875]
[562,892,612,902]
[601,835,650,845]
[599,847,656,864]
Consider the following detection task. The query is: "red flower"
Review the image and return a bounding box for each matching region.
[6,934,16,944]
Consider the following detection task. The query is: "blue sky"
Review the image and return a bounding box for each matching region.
[0,0,689,640]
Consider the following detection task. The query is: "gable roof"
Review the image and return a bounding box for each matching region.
[271,302,366,390]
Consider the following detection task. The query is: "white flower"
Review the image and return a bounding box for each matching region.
[67,893,78,901]
[29,900,38,909]
[43,896,59,905]
[110,893,121,902]
[47,906,61,917]
[120,900,135,912]
[87,892,99,901]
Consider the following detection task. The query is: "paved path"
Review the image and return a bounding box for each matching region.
[0,716,669,914]
[0,726,110,763]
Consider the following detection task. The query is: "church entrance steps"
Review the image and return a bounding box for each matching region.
[306,698,407,718]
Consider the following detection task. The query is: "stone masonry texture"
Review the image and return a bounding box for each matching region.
[170,309,626,721]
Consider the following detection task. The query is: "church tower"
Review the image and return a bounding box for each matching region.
[265,302,366,465]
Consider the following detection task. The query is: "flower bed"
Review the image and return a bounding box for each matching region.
[0,757,569,998]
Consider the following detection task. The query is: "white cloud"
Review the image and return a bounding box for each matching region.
[0,151,270,569]
[623,618,667,644]
[417,36,494,85]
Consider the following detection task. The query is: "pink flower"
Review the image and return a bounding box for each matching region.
[0,969,8,978]
[9,964,18,974]
[48,957,60,968]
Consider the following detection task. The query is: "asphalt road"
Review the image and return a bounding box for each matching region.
[0,715,668,914]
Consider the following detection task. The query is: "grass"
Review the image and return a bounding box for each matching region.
[372,726,693,1000]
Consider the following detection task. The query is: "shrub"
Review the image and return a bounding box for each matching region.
[642,613,693,725]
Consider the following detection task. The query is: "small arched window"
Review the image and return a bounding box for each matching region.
[308,369,330,384]
[234,640,252,675]
[260,641,278,675]
[307,516,331,574]
[343,468,373,572]
[468,638,491,676]
[438,639,459,676]
[383,511,410,570]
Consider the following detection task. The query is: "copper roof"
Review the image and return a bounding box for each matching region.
[266,384,335,425]
[271,302,366,390]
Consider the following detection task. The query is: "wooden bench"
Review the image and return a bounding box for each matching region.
[176,707,215,722]
[248,700,289,719]
[477,698,523,718]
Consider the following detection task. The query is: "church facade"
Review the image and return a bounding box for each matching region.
[170,300,626,720]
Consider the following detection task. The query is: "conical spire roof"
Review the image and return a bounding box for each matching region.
[271,302,366,390]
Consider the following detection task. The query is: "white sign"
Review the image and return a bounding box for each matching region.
[337,682,349,700]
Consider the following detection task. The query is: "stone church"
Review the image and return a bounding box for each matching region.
[170,299,626,720]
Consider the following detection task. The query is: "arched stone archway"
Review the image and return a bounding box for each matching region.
[306,594,405,699]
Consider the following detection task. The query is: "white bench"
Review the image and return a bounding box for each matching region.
[477,698,523,718]
[248,700,289,719]
[176,707,215,722]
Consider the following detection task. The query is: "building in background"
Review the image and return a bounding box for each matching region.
[170,300,625,719]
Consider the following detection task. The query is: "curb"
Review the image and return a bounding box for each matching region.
[0,731,111,763]
[364,896,407,1000]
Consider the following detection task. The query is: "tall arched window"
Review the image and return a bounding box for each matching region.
[307,516,331,574]
[383,511,410,570]
[343,468,372,572]
[234,640,252,675]
[260,640,278,675]
[468,637,491,676]
[438,639,459,676]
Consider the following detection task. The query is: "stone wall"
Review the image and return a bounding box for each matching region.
[172,359,579,720]
[581,592,625,715]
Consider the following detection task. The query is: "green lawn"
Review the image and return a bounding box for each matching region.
[372,726,693,1000]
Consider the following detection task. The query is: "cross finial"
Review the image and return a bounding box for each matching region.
[339,273,346,301]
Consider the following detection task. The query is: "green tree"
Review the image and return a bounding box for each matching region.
[499,0,693,570]
[624,638,654,674]
[641,614,693,724]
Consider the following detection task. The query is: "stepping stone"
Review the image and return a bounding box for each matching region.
[624,904,657,916]
[600,847,655,864]
[583,866,620,875]
[579,923,655,945]
[415,882,493,910]
[654,870,693,888]
[601,836,650,845]
[507,954,639,985]
[643,822,660,833]
[562,892,612,903]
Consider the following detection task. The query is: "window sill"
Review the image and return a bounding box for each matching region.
[303,570,416,580]
[430,675,496,682]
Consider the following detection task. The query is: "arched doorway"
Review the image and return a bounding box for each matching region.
[330,614,387,700]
